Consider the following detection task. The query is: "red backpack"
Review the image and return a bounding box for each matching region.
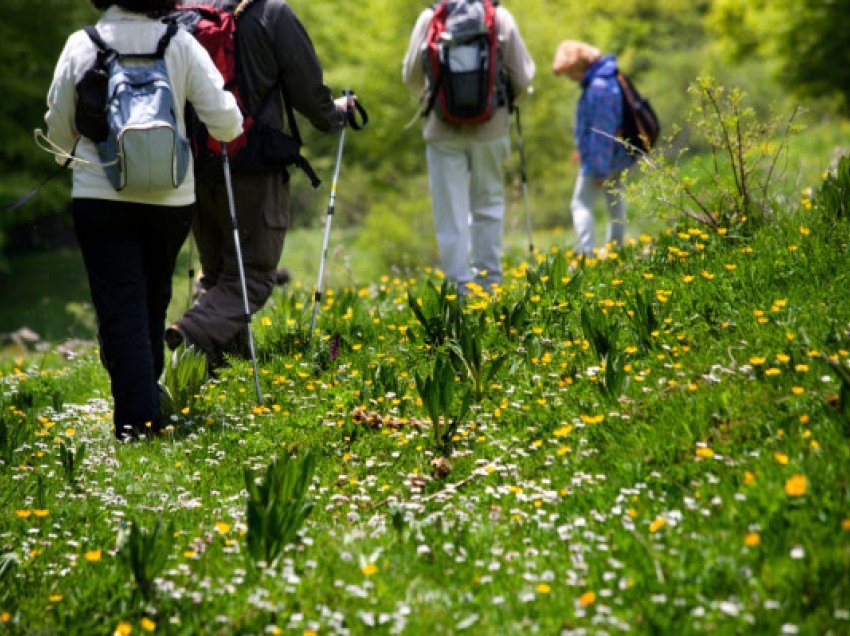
[172,2,320,185]
[172,3,254,158]
[424,0,502,125]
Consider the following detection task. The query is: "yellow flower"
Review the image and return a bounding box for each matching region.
[799,226,810,236]
[695,447,714,459]
[784,474,807,497]
[48,594,63,603]
[536,583,551,594]
[579,591,597,607]
[137,618,156,633]
[701,271,715,280]
[183,550,197,559]
[744,471,756,486]
[361,562,377,576]
[34,510,49,518]
[579,413,604,425]
[114,621,133,636]
[681,275,695,283]
[774,453,789,465]
[0,612,9,623]
[749,356,766,366]
[744,532,761,547]
[791,386,805,395]
[649,517,666,533]
[261,316,272,327]
[841,519,850,532]
[84,549,102,562]
[214,521,231,535]
[15,510,31,519]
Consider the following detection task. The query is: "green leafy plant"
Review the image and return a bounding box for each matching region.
[599,345,629,403]
[415,355,472,457]
[448,313,504,403]
[408,280,463,350]
[117,518,171,601]
[244,452,317,568]
[58,441,86,487]
[0,403,29,468]
[816,155,850,219]
[581,304,620,362]
[492,289,533,341]
[160,344,208,420]
[526,251,584,296]
[627,288,660,350]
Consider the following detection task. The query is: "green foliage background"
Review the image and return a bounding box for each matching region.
[0,1,845,268]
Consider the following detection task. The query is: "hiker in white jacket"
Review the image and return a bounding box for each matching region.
[44,0,242,441]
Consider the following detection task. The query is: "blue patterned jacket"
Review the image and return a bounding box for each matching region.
[575,55,635,180]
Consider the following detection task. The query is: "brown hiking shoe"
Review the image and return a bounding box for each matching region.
[164,323,184,351]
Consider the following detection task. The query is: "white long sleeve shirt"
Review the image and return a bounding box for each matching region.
[45,6,243,206]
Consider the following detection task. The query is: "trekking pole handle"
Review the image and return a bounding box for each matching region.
[342,89,368,130]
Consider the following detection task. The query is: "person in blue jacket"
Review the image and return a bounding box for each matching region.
[553,40,635,257]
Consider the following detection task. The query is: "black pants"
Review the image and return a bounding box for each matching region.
[73,198,192,439]
[179,166,288,367]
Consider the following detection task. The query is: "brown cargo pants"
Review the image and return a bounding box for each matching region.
[178,163,289,367]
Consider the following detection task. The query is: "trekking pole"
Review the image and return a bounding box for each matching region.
[514,108,534,254]
[221,142,262,405]
[310,90,368,339]
[186,231,197,311]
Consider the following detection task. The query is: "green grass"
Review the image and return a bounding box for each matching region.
[2,156,850,634]
[1,117,850,634]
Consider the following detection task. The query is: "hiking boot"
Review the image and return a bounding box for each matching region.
[164,323,185,351]
[275,268,291,286]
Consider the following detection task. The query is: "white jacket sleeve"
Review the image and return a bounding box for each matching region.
[181,32,243,143]
[45,33,84,163]
[402,9,433,97]
[498,9,536,105]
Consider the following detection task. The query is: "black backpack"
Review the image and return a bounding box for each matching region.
[617,73,660,154]
[423,0,503,124]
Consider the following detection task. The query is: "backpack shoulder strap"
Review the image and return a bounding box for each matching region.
[233,0,258,19]
[154,22,179,58]
[83,26,113,55]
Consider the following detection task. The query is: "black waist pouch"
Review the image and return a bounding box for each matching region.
[235,124,321,188]
[75,61,110,143]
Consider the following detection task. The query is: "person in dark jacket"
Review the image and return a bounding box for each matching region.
[553,40,635,257]
[167,0,350,367]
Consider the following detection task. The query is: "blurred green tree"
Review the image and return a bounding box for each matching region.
[708,0,850,114]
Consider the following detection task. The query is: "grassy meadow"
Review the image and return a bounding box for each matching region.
[1,139,850,634]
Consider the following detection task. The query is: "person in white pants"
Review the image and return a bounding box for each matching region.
[425,136,511,290]
[553,40,635,257]
[403,3,535,293]
[570,171,626,256]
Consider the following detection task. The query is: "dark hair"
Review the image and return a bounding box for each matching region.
[91,0,177,18]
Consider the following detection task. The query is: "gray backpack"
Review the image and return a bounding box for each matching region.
[79,24,189,194]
